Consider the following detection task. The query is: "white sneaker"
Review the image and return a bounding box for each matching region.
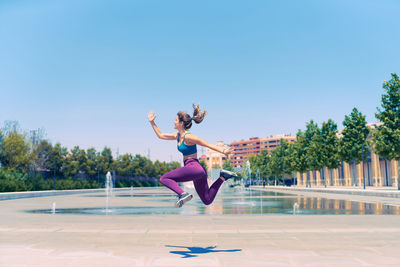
[175,192,193,208]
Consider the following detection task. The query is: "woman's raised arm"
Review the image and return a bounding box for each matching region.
[148,111,177,140]
[185,134,234,156]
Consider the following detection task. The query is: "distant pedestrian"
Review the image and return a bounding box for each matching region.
[263,179,266,188]
[148,104,237,208]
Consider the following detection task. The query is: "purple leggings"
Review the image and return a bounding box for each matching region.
[160,158,224,205]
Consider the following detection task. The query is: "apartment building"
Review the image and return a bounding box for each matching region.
[231,135,296,168]
[203,141,230,171]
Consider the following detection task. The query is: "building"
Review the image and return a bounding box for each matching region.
[203,141,230,171]
[296,123,400,188]
[231,135,296,168]
[296,149,399,188]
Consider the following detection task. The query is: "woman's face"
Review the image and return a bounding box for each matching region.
[174,116,181,130]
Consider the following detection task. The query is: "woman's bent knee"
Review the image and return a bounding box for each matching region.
[159,176,168,185]
[201,199,212,205]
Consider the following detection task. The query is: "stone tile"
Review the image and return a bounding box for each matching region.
[2,187,400,266]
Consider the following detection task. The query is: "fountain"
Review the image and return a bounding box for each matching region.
[247,161,252,187]
[51,202,56,214]
[25,188,400,216]
[104,171,113,213]
[293,202,299,215]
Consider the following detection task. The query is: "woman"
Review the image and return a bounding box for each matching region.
[148,104,237,208]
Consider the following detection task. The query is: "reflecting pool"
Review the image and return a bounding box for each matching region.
[25,188,400,216]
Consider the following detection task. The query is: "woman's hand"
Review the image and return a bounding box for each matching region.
[223,147,234,157]
[148,111,156,123]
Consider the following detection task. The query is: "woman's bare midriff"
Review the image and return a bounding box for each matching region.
[183,153,197,161]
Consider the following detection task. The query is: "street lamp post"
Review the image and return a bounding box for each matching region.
[362,144,366,190]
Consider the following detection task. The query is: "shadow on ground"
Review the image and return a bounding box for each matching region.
[166,245,242,258]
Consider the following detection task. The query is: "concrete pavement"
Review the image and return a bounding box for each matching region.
[1,187,400,266]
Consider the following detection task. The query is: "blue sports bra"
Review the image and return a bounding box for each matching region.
[177,132,197,156]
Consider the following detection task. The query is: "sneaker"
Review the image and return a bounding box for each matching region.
[220,169,238,180]
[175,192,193,208]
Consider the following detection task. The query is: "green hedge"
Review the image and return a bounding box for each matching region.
[0,168,161,192]
[0,168,98,192]
[0,168,28,192]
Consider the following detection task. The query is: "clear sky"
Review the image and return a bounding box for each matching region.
[1,0,399,162]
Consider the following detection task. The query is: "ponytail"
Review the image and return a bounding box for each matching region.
[177,103,207,130]
[192,103,207,124]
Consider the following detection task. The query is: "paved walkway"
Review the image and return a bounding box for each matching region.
[1,187,400,266]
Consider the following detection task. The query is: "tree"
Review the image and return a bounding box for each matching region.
[86,148,98,178]
[199,160,208,175]
[340,108,370,187]
[97,147,113,175]
[286,142,297,184]
[256,150,270,178]
[29,128,46,150]
[75,147,89,175]
[247,154,258,175]
[291,130,309,183]
[63,146,80,177]
[143,158,156,177]
[320,119,341,186]
[304,120,322,187]
[32,140,53,171]
[115,153,133,177]
[131,154,148,177]
[49,143,68,177]
[1,121,21,136]
[0,129,4,167]
[154,160,169,178]
[222,159,234,172]
[0,130,31,172]
[268,139,294,185]
[280,139,295,175]
[269,148,282,185]
[373,73,400,189]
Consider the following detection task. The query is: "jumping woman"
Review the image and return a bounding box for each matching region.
[148,104,237,208]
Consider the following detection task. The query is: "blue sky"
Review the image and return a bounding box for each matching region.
[1,0,399,162]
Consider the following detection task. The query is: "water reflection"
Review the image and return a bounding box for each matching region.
[289,195,400,215]
[25,188,400,216]
[28,206,182,215]
[85,193,176,198]
[192,188,400,215]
